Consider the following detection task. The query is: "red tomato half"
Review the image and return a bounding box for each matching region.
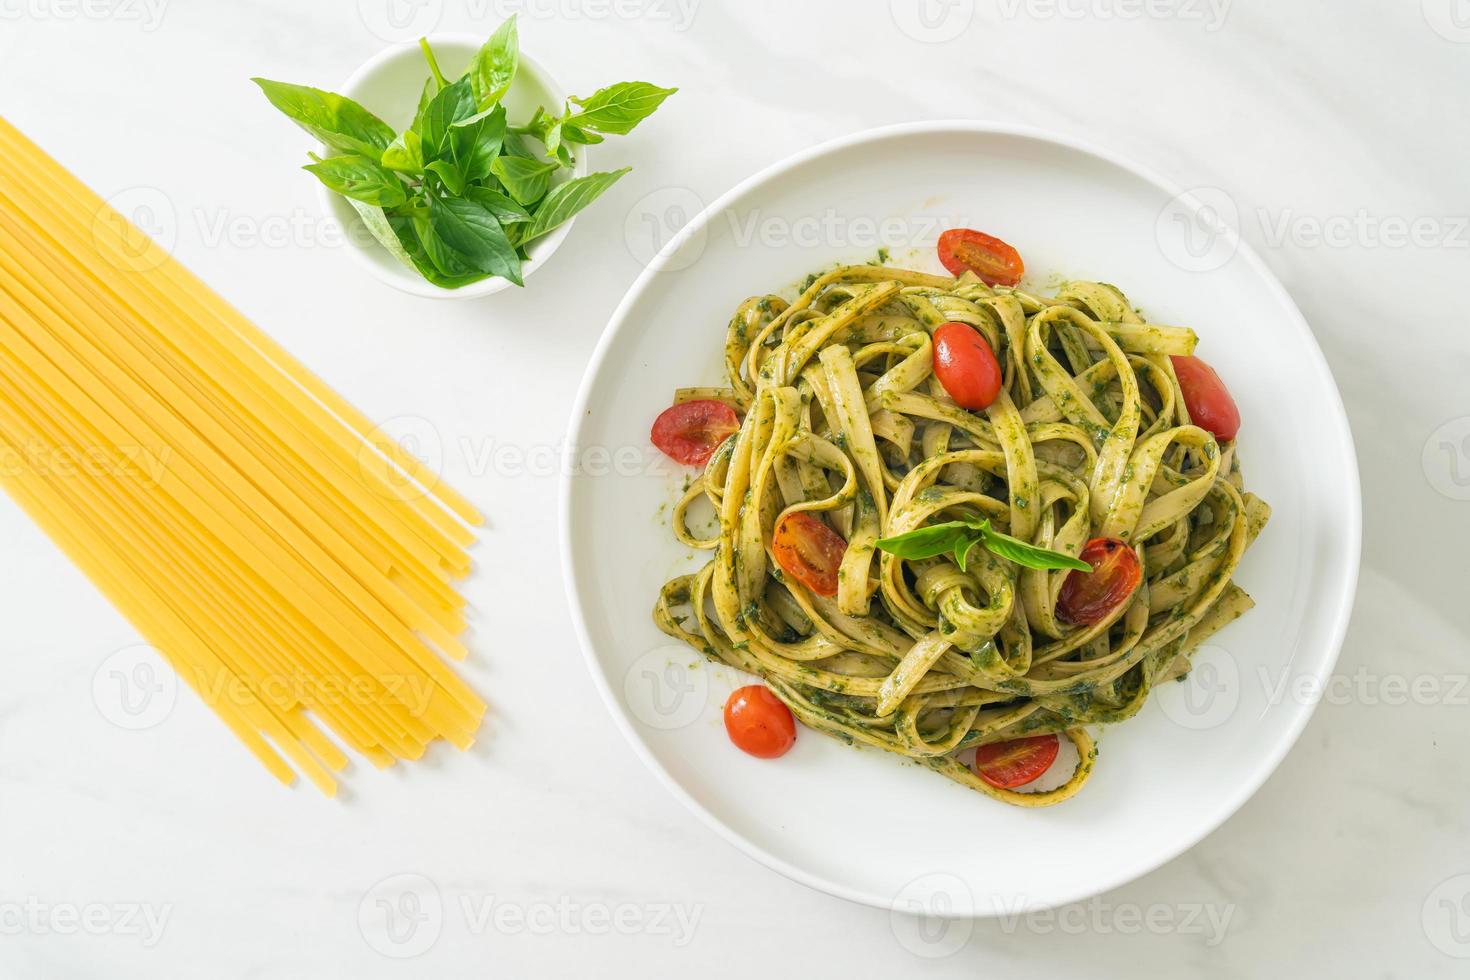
[937,228,1025,286]
[771,512,847,597]
[972,734,1060,789]
[724,685,797,758]
[932,321,1003,410]
[651,399,740,467]
[1170,355,1240,441]
[1057,537,1142,626]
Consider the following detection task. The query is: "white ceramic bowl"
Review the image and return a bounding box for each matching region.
[323,35,587,299]
[561,121,1362,915]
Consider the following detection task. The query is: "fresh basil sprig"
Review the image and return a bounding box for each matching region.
[875,517,1091,573]
[252,15,675,290]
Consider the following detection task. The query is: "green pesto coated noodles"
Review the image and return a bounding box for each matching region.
[654,264,1269,806]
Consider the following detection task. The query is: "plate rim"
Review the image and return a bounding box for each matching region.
[559,119,1363,915]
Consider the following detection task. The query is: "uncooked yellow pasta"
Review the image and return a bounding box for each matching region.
[0,118,484,795]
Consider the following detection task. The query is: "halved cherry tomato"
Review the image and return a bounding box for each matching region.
[724,685,797,758]
[932,321,1003,410]
[972,734,1060,789]
[1057,537,1142,626]
[651,399,739,467]
[937,228,1025,286]
[1170,355,1240,441]
[771,512,846,597]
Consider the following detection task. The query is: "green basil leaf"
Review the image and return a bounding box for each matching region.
[411,213,477,279]
[565,81,676,135]
[978,524,1092,572]
[559,120,604,147]
[874,521,974,561]
[450,103,506,183]
[469,14,519,108]
[416,77,475,158]
[427,195,523,285]
[954,535,980,572]
[512,106,556,159]
[392,214,436,280]
[302,155,406,207]
[490,155,557,206]
[252,78,395,160]
[516,167,629,244]
[425,159,466,196]
[345,198,416,269]
[501,131,539,160]
[412,76,436,132]
[419,37,449,91]
[381,129,424,173]
[452,104,506,128]
[541,118,563,157]
[464,186,531,225]
[394,214,480,288]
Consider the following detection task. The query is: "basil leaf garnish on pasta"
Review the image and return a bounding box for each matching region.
[973,521,1091,572]
[876,519,1090,573]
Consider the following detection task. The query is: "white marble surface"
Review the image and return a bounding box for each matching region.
[0,1,1466,976]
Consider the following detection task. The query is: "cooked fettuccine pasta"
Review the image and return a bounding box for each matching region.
[651,257,1268,806]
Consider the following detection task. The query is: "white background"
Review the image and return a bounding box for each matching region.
[0,1,1467,976]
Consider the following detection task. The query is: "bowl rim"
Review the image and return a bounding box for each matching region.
[558,118,1364,916]
[320,36,587,300]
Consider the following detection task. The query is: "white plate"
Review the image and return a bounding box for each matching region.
[560,121,1360,915]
